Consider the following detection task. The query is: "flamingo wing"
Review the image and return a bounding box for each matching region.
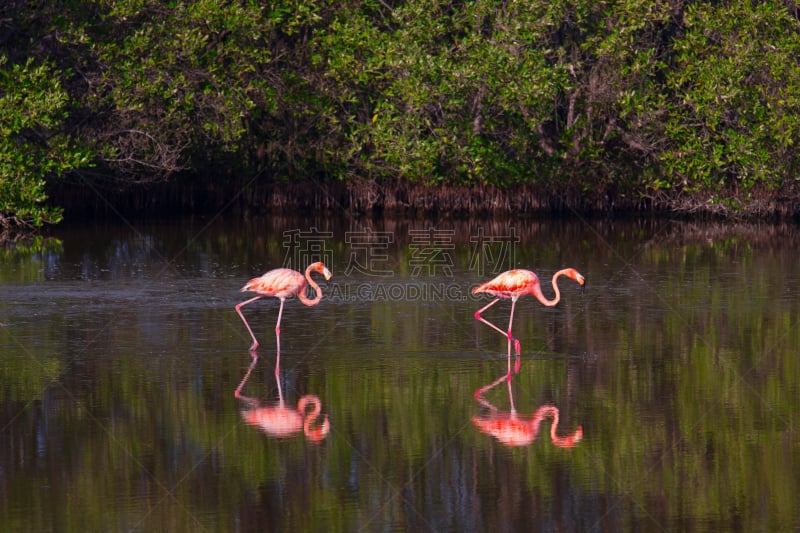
[242,407,303,438]
[472,269,540,298]
[472,416,536,446]
[241,268,306,299]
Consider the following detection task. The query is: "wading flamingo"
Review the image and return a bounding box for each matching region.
[472,268,585,378]
[235,262,332,359]
[235,353,330,442]
[472,373,582,448]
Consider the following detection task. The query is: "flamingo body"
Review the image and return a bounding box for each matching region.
[241,269,308,299]
[472,417,538,447]
[472,269,542,299]
[242,405,303,437]
[241,395,330,441]
[472,267,585,378]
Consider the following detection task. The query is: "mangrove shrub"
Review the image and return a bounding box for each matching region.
[0,56,93,227]
[2,0,800,220]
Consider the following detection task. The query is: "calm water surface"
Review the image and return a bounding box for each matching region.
[1,215,799,532]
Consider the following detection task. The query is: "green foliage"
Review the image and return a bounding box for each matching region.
[316,0,574,185]
[661,2,800,194]
[0,56,92,227]
[311,0,800,198]
[84,0,278,178]
[4,0,800,217]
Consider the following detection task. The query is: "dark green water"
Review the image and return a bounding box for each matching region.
[1,215,799,531]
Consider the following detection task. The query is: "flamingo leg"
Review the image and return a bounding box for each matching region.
[474,297,522,379]
[506,376,516,414]
[234,351,259,402]
[235,295,263,351]
[275,361,285,406]
[274,298,285,376]
[473,372,517,413]
[474,299,522,348]
[507,297,521,378]
[473,373,507,407]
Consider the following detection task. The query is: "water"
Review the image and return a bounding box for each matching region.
[1,215,799,531]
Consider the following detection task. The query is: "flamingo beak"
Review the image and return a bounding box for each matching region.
[308,415,331,443]
[323,267,332,281]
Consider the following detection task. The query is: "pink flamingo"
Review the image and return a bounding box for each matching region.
[235,353,330,442]
[472,373,582,448]
[472,268,585,378]
[235,262,332,360]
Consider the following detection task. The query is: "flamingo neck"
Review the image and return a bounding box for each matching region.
[541,406,561,440]
[298,395,329,440]
[529,272,561,306]
[297,266,323,306]
[297,395,321,418]
[527,405,559,437]
[536,405,581,447]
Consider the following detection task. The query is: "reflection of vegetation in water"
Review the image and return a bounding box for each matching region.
[0,352,63,403]
[0,236,62,284]
[0,234,62,255]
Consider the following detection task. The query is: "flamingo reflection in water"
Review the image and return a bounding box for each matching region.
[235,353,330,442]
[472,373,582,448]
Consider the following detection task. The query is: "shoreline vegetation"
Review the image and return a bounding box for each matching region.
[49,175,800,222]
[3,2,800,230]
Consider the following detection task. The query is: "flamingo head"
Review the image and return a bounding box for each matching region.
[553,426,584,448]
[306,415,331,443]
[308,262,332,280]
[560,268,585,288]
